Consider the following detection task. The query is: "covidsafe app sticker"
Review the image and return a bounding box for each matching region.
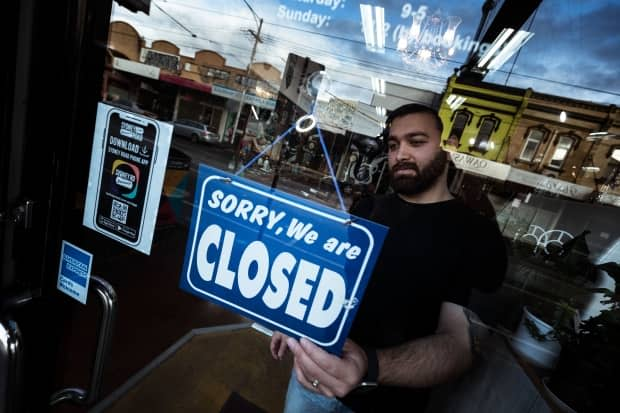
[112,160,140,199]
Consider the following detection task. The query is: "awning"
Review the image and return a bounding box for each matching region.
[113,57,160,79]
[211,85,276,110]
[448,150,593,200]
[506,168,592,200]
[159,73,211,94]
[449,151,511,181]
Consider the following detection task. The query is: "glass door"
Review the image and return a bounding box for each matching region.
[1,1,252,412]
[2,1,619,413]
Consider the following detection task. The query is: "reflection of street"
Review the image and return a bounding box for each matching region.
[168,139,352,218]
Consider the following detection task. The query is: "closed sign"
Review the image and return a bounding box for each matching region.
[179,165,388,354]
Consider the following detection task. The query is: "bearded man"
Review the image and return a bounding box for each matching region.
[271,103,507,412]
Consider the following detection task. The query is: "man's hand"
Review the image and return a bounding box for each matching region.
[286,337,367,398]
[270,331,290,360]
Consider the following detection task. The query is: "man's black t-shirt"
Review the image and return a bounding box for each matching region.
[341,193,507,412]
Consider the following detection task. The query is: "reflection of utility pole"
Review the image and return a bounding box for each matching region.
[229,16,263,170]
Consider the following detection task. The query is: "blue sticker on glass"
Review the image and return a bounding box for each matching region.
[57,241,93,304]
[179,164,388,354]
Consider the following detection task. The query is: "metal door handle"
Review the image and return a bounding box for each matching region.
[50,276,118,406]
[0,318,24,413]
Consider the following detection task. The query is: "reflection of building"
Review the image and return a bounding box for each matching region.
[510,93,619,204]
[104,21,280,139]
[439,74,620,206]
[438,74,530,161]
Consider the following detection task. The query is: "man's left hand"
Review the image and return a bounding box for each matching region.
[286,337,367,398]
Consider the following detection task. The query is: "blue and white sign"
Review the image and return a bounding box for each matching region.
[57,241,93,304]
[180,165,388,354]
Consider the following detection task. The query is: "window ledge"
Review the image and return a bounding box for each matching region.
[468,146,488,155]
[543,165,565,173]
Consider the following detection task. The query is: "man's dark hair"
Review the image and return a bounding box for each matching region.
[383,103,444,138]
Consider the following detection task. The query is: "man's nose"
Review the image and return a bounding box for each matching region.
[396,145,412,161]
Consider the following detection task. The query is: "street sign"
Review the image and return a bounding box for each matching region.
[180,165,388,354]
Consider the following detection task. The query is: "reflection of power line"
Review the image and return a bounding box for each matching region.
[158,1,466,66]
[122,2,468,68]
[505,4,539,86]
[152,1,196,38]
[241,0,260,27]
[110,22,486,87]
[256,39,447,85]
[264,20,467,67]
[128,32,447,102]
[115,21,447,88]
[112,30,253,67]
[110,19,620,99]
[499,72,620,98]
[155,1,259,25]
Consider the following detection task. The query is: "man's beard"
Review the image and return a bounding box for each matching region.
[389,150,448,195]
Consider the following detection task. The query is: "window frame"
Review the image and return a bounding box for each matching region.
[607,145,620,164]
[470,114,501,153]
[445,108,473,148]
[518,125,549,163]
[199,66,230,82]
[547,133,578,170]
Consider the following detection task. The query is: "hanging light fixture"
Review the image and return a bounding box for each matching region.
[398,7,462,69]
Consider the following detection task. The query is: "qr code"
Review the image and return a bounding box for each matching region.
[111,199,128,224]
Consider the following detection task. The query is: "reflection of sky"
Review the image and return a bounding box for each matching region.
[112,0,620,105]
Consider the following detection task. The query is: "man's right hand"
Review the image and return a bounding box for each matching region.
[270,331,290,360]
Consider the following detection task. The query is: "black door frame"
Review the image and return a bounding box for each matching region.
[1,0,113,411]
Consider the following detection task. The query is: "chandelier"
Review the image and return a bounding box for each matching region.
[397,7,461,70]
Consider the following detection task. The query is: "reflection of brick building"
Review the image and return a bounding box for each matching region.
[508,94,618,182]
[104,21,280,138]
[439,74,620,205]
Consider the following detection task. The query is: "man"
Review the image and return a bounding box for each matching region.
[271,103,507,412]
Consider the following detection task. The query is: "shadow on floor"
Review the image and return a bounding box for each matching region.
[91,324,293,413]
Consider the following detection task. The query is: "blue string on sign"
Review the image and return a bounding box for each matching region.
[235,125,295,176]
[234,105,348,213]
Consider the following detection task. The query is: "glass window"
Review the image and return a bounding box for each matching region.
[446,110,471,147]
[75,3,620,413]
[549,135,575,169]
[610,147,620,163]
[142,49,180,72]
[519,128,546,162]
[470,116,499,152]
[200,66,230,81]
[235,74,257,88]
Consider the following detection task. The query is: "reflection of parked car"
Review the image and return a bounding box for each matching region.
[173,119,219,143]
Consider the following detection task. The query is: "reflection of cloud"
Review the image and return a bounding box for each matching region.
[112,0,620,106]
[502,0,620,104]
[113,1,450,104]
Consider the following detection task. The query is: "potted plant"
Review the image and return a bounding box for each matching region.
[543,262,620,412]
[510,302,577,370]
[510,228,620,411]
[509,230,592,371]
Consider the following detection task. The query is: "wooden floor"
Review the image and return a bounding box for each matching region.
[91,324,293,413]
